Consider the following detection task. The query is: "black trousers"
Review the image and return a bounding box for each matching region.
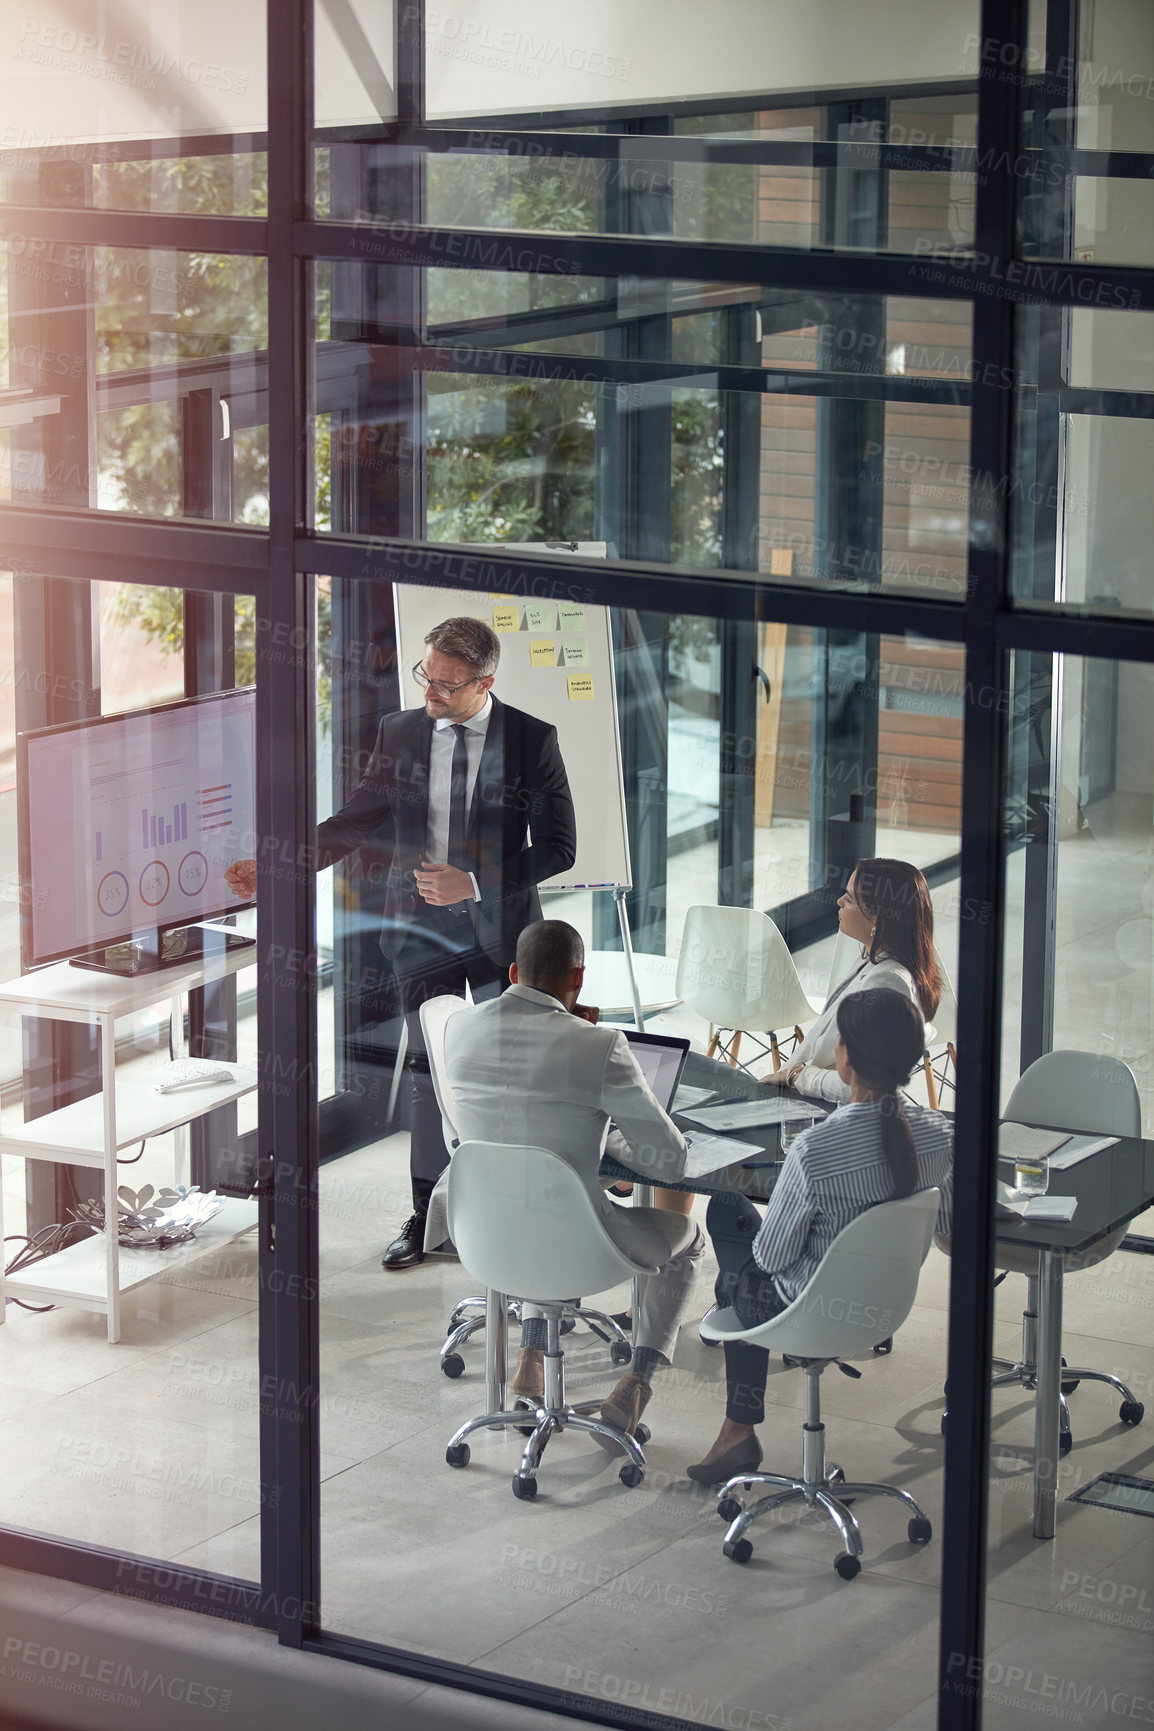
[706,1192,789,1426]
[392,912,504,1212]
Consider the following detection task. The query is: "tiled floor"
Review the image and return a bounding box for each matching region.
[2,1112,1151,1731]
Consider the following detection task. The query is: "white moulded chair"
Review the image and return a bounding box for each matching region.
[444,1141,661,1498]
[676,904,818,1071]
[986,1050,1144,1444]
[701,1188,940,1579]
[421,998,632,1381]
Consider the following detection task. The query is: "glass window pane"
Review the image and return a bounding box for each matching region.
[316,573,963,1729]
[989,647,1154,1693]
[0,571,260,1576]
[314,263,973,602]
[0,240,267,526]
[1013,306,1154,616]
[0,2,267,204]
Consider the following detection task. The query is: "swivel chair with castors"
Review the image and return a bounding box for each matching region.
[700,1187,940,1578]
[443,1140,668,1498]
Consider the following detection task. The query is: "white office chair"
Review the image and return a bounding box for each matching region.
[676,904,818,1071]
[987,1050,1144,1443]
[701,1188,940,1578]
[444,1141,662,1497]
[421,998,632,1380]
[826,933,957,1109]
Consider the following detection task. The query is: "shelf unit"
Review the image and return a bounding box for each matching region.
[0,944,259,1342]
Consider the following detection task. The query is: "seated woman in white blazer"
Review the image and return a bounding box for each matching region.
[763,857,941,1105]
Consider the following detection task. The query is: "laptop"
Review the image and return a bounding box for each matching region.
[621,1031,763,1177]
[622,1028,690,1113]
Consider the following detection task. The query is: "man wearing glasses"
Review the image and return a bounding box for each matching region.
[314,615,575,1268]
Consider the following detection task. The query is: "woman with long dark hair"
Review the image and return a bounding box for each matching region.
[687,990,953,1485]
[763,856,941,1104]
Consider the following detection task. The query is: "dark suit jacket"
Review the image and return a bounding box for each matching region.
[315,695,576,967]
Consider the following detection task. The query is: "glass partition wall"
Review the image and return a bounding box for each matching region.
[1,5,1153,1731]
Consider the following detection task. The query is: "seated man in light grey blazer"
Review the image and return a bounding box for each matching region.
[434,919,706,1443]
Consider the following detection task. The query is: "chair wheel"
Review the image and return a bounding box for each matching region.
[1060,1356,1079,1396]
[441,1353,465,1379]
[873,1336,893,1355]
[908,1516,932,1545]
[723,1537,753,1564]
[619,1462,644,1488]
[511,1475,538,1499]
[445,1442,470,1468]
[634,1423,650,1447]
[1058,1428,1073,1455]
[610,1340,632,1367]
[1119,1400,1144,1425]
[717,1495,742,1522]
[559,1315,577,1335]
[834,1553,861,1580]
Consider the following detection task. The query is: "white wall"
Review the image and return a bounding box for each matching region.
[425,0,981,119]
[0,0,397,146]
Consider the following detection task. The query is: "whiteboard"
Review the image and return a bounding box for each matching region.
[393,568,631,891]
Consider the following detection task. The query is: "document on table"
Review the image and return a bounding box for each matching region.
[682,1133,765,1177]
[681,1098,828,1132]
[673,1084,720,1111]
[1046,1134,1118,1170]
[997,1123,1071,1161]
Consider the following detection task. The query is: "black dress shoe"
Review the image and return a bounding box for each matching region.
[685,1435,763,1485]
[381,1213,427,1270]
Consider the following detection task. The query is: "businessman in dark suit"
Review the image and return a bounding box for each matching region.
[229,615,577,1268]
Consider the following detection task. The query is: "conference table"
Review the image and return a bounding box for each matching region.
[991,1134,1154,1538]
[479,1057,1154,1542]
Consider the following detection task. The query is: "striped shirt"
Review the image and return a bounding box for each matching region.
[753,1099,953,1302]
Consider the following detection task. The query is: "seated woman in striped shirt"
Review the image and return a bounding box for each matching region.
[686,990,953,1485]
[763,857,941,1104]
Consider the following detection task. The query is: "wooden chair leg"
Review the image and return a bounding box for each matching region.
[706,1027,720,1060]
[770,1033,781,1069]
[730,1030,742,1069]
[923,1051,940,1111]
[794,1025,804,1044]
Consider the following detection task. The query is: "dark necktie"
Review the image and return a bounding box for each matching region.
[447,723,469,869]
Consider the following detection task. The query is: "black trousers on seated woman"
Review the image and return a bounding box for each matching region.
[706,1192,789,1427]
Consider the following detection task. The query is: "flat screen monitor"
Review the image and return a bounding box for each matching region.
[18,688,257,975]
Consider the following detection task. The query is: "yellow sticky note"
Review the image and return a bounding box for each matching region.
[561,638,589,667]
[489,592,517,601]
[492,605,520,633]
[557,605,585,631]
[530,638,557,668]
[525,604,554,631]
[567,674,595,701]
[769,548,793,577]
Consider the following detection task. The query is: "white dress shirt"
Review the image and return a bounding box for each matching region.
[424,694,492,900]
[790,955,926,1104]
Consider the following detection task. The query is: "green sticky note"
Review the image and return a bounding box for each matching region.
[557,605,586,631]
[524,604,554,631]
[562,638,589,667]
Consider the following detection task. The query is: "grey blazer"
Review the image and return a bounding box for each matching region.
[424,983,688,1257]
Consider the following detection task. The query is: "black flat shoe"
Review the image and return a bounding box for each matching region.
[685,1436,763,1485]
[381,1213,427,1270]
[609,1310,632,1332]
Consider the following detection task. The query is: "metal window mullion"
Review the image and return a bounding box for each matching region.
[936,4,1026,1726]
[261,0,319,1652]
